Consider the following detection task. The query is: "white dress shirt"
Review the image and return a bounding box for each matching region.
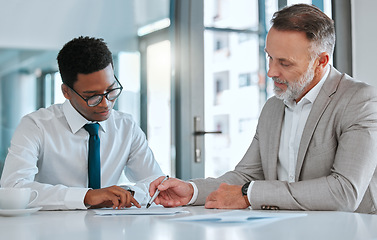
[277,67,329,182]
[0,100,164,210]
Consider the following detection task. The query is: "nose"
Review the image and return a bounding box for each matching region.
[97,96,110,108]
[267,61,279,78]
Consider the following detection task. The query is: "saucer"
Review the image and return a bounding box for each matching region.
[0,207,42,217]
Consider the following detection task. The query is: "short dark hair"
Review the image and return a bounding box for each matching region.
[57,36,113,88]
[271,4,335,57]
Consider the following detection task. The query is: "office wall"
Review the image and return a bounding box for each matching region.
[351,0,377,87]
[0,0,137,52]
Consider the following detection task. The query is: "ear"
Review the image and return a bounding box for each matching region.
[316,52,330,72]
[61,84,70,100]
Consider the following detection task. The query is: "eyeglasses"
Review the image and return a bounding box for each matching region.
[67,76,123,107]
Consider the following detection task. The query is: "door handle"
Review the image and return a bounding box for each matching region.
[193,116,222,163]
[194,131,222,135]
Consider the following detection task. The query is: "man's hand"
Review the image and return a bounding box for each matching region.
[205,183,249,209]
[149,176,194,207]
[84,185,141,209]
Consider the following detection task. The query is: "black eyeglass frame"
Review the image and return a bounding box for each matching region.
[67,75,123,107]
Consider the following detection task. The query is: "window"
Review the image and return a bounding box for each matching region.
[204,0,261,178]
[204,0,332,178]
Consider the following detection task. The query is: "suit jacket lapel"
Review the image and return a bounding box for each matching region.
[295,66,343,180]
[268,99,285,180]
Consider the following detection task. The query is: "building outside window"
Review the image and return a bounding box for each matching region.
[204,0,331,178]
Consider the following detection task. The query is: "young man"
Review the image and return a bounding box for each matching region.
[149,4,377,213]
[1,36,164,210]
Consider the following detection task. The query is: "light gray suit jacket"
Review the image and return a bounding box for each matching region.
[192,66,377,213]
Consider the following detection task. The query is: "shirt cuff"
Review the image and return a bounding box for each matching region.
[247,181,254,209]
[64,187,91,209]
[187,181,198,205]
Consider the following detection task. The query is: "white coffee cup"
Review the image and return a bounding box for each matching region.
[0,188,38,209]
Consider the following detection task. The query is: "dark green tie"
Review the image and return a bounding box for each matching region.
[84,123,101,189]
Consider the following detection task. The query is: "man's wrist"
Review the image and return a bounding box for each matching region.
[243,194,250,206]
[241,182,251,207]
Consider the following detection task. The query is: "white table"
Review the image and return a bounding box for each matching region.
[1,206,377,240]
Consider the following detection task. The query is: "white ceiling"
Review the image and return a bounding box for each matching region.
[0,0,169,75]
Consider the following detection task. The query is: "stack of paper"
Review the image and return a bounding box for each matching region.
[93,206,189,216]
[171,210,307,223]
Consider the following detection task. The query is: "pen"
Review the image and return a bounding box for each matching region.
[146,175,169,208]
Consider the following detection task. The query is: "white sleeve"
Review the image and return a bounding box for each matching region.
[0,116,89,210]
[187,181,199,205]
[247,181,255,209]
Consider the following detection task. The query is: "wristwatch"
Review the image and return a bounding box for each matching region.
[119,185,135,196]
[241,182,251,206]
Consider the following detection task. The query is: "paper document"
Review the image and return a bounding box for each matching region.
[94,206,189,216]
[172,210,306,223]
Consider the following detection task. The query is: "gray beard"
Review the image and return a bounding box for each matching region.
[273,62,316,102]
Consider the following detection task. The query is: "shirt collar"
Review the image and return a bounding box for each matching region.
[284,65,330,108]
[62,100,109,134]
